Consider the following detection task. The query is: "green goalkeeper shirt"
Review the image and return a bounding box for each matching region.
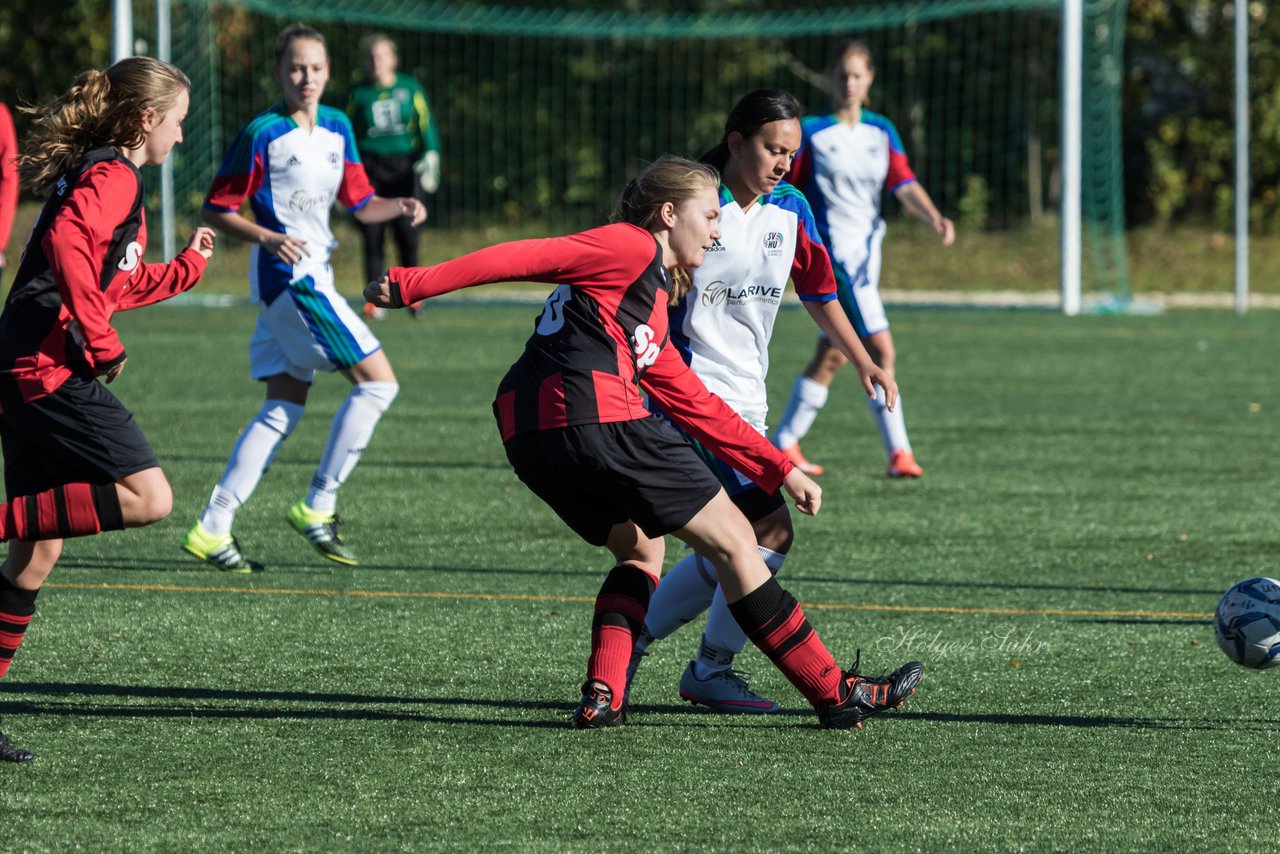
[346,73,440,159]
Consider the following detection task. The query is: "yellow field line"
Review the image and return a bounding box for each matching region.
[43,581,1211,620]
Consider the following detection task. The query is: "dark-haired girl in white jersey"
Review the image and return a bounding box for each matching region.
[628,90,897,714]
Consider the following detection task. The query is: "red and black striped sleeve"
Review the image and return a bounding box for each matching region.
[641,341,794,494]
[42,161,135,370]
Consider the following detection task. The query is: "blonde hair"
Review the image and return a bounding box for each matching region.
[18,57,190,196]
[612,156,720,303]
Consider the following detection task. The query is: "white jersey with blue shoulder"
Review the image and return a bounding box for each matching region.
[669,181,838,429]
[789,110,918,255]
[205,104,376,306]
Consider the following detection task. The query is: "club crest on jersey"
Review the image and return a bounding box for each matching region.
[762,232,785,256]
[117,241,144,273]
[327,151,340,170]
[632,323,661,370]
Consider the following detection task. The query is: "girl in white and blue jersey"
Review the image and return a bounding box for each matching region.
[629,90,897,714]
[183,24,426,571]
[772,40,954,479]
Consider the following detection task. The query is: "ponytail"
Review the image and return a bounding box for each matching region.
[18,57,190,196]
[698,89,802,177]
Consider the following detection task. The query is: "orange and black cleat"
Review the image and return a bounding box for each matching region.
[816,652,923,730]
[572,684,627,729]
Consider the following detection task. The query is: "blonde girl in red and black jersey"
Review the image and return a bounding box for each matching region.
[0,57,215,761]
[366,156,923,731]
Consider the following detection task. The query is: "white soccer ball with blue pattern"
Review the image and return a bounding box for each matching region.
[1215,577,1280,669]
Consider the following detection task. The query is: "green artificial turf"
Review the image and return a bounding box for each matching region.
[1,303,1275,851]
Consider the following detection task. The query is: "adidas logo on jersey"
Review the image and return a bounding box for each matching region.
[284,154,302,168]
[706,238,725,253]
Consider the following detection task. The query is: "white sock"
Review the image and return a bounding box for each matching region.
[773,376,829,449]
[200,399,305,537]
[868,388,911,458]
[694,546,787,678]
[638,549,719,648]
[305,381,398,514]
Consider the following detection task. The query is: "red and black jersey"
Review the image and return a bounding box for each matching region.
[387,222,794,493]
[0,149,207,411]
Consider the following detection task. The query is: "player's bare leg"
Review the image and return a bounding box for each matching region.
[115,467,173,528]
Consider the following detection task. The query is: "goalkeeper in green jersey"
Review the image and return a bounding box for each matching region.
[347,34,439,318]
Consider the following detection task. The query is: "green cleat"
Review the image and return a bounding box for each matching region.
[287,501,358,566]
[181,521,263,573]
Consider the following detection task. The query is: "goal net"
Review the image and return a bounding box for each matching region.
[155,0,1129,299]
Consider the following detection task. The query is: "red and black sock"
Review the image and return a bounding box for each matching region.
[0,575,39,678]
[728,577,843,706]
[0,482,124,543]
[585,564,657,707]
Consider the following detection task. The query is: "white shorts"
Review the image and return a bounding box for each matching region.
[249,266,381,383]
[830,228,888,338]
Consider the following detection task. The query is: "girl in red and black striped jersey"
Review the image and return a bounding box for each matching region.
[366,156,922,729]
[0,57,215,761]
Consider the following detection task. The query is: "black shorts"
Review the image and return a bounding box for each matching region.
[0,376,159,498]
[502,417,724,547]
[670,420,786,524]
[361,153,417,199]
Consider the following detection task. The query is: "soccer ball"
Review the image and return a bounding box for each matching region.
[1214,577,1280,669]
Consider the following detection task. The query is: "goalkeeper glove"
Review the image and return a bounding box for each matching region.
[414,151,440,194]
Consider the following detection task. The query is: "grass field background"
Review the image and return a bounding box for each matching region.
[1,300,1277,850]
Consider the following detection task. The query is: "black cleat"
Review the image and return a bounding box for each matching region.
[572,684,626,729]
[0,731,34,763]
[816,652,923,730]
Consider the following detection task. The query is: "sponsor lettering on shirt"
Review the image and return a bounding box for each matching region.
[700,281,785,307]
[118,241,143,273]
